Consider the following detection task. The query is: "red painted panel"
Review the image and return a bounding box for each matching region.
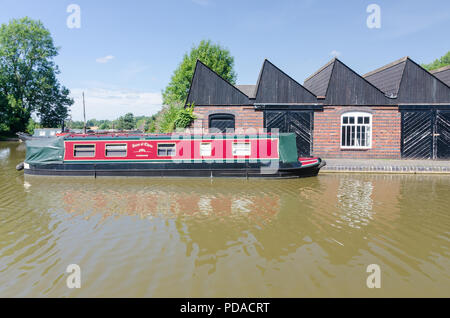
[64,138,279,161]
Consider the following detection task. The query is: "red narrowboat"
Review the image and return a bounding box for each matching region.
[22,133,325,178]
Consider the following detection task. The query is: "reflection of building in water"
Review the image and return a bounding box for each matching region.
[336,178,374,229]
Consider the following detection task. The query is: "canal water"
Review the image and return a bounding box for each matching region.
[0,141,449,297]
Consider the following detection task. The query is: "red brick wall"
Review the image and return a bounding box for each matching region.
[191,106,264,131]
[312,106,401,159]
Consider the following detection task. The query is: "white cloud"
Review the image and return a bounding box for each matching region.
[96,55,115,63]
[69,88,162,120]
[330,50,341,58]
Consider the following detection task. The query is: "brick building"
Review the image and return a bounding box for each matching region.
[186,57,450,159]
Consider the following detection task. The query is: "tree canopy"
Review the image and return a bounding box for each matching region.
[422,51,450,71]
[0,17,73,134]
[162,40,237,105]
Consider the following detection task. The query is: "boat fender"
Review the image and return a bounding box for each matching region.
[16,162,24,171]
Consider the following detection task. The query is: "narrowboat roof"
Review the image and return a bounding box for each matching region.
[63,132,285,140]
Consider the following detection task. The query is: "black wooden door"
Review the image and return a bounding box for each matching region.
[436,110,450,159]
[401,109,450,159]
[401,111,433,159]
[264,110,313,157]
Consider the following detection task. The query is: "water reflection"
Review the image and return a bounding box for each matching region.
[0,141,449,297]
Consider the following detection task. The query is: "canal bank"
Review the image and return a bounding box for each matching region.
[321,158,450,174]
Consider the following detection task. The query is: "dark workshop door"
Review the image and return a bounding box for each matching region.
[264,110,313,157]
[401,109,450,159]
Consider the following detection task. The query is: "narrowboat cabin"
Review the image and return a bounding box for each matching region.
[21,133,325,178]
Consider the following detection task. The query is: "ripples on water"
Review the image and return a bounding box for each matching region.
[0,142,449,297]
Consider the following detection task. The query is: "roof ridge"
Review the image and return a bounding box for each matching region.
[430,65,450,74]
[304,58,336,83]
[363,56,408,78]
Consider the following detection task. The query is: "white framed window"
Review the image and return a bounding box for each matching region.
[341,112,372,149]
[157,143,176,156]
[105,144,127,157]
[200,142,212,156]
[232,143,251,156]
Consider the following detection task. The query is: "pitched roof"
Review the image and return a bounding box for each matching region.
[303,58,335,96]
[235,85,256,98]
[186,60,249,106]
[363,57,408,98]
[254,59,317,103]
[431,65,450,86]
[363,57,450,103]
[304,58,390,105]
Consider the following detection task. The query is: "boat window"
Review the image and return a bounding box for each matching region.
[105,144,127,157]
[232,143,251,156]
[74,144,95,157]
[200,142,212,156]
[157,143,176,156]
[39,130,46,137]
[341,112,372,148]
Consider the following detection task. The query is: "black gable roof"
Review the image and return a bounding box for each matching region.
[306,58,390,105]
[431,65,450,86]
[364,57,450,103]
[254,59,317,103]
[363,57,407,98]
[186,60,249,106]
[303,58,335,97]
[398,59,450,103]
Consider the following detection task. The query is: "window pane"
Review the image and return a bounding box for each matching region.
[364,117,370,124]
[358,117,363,124]
[343,117,348,124]
[157,143,176,157]
[106,144,127,157]
[200,143,212,156]
[351,126,355,146]
[349,117,355,124]
[232,143,251,156]
[74,145,95,157]
[357,126,361,146]
[341,126,345,146]
[361,126,366,146]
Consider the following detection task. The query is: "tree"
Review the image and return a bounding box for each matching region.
[422,51,450,71]
[0,17,73,133]
[117,113,135,130]
[162,40,237,105]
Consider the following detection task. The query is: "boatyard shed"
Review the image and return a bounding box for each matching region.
[186,56,450,160]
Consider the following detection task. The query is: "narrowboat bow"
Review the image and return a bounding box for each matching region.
[21,133,326,178]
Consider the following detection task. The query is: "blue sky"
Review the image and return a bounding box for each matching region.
[1,0,449,120]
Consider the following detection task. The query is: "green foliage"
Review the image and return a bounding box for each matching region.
[0,17,73,133]
[174,104,196,129]
[116,113,136,131]
[157,104,183,133]
[422,51,450,71]
[26,118,37,135]
[162,39,237,105]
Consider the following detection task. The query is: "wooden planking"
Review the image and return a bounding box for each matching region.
[255,60,317,103]
[186,60,249,106]
[401,111,433,159]
[324,59,390,105]
[264,110,313,157]
[398,59,450,103]
[437,110,450,158]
